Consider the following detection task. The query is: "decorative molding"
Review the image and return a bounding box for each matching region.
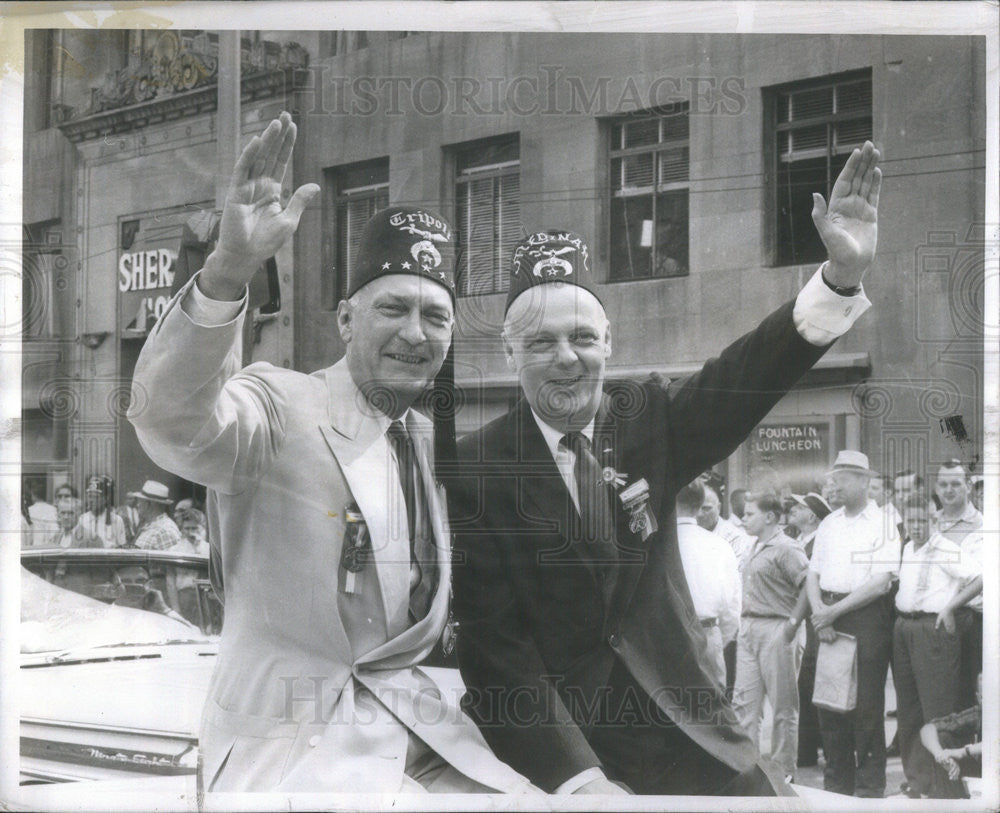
[59,32,309,144]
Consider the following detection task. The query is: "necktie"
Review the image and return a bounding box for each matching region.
[562,431,615,556]
[387,420,436,620]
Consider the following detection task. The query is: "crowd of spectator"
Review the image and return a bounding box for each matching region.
[680,453,984,799]
[20,474,209,556]
[21,450,985,798]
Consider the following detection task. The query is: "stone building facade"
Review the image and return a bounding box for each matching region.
[22,29,986,501]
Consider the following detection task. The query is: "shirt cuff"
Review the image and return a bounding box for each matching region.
[554,767,606,795]
[181,271,247,326]
[792,262,872,346]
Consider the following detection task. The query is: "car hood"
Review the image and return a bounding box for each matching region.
[21,641,217,736]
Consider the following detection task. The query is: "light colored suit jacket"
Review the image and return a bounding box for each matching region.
[128,277,530,793]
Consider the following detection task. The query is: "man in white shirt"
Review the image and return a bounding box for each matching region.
[698,482,753,570]
[806,450,902,798]
[892,497,981,797]
[22,477,59,548]
[729,488,748,530]
[48,499,83,548]
[676,479,741,689]
[930,460,984,711]
[787,492,830,555]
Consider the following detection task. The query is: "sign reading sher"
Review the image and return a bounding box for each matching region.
[118,210,194,335]
[119,248,178,322]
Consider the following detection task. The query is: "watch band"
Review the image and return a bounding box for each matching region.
[821,267,862,297]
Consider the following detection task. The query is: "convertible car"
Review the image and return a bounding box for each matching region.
[19,547,222,785]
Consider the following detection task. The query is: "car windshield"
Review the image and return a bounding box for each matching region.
[21,555,220,654]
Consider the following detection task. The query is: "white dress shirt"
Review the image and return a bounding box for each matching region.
[959,532,984,612]
[711,516,754,572]
[896,533,979,613]
[809,499,901,593]
[529,409,597,514]
[677,517,742,644]
[74,510,128,548]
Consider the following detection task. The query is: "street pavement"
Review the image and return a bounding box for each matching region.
[758,671,907,799]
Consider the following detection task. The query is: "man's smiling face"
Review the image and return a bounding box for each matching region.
[339,274,454,418]
[504,283,611,432]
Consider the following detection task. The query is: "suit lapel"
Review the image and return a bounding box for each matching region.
[601,387,667,624]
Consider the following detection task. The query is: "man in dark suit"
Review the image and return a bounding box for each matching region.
[449,142,882,795]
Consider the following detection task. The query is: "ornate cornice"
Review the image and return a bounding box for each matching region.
[58,31,309,144]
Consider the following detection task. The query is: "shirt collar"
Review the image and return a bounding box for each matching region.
[939,501,981,525]
[325,358,408,443]
[907,532,947,554]
[677,516,697,526]
[530,408,595,460]
[836,499,879,520]
[754,528,787,549]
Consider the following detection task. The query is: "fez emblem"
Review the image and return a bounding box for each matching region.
[411,239,443,272]
[512,231,590,278]
[531,246,575,278]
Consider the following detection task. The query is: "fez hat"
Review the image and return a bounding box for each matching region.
[505,229,602,314]
[827,450,878,477]
[86,475,114,496]
[790,492,832,521]
[347,206,456,301]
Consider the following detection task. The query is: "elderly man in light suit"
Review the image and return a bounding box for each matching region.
[128,112,534,794]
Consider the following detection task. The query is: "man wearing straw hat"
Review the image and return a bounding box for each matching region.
[805,450,902,797]
[129,113,534,794]
[130,479,184,551]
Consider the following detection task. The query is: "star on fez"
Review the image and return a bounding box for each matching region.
[401,261,412,269]
[381,262,390,270]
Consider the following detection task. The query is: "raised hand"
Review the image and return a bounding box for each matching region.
[811,140,882,289]
[200,111,319,300]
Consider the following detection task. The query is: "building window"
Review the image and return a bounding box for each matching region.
[768,71,872,266]
[608,104,689,281]
[453,135,521,296]
[324,158,389,308]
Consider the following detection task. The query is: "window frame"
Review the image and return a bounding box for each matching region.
[606,103,691,283]
[322,157,390,310]
[451,134,521,297]
[763,69,873,267]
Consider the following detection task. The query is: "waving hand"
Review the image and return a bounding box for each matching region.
[811,141,882,289]
[200,111,319,301]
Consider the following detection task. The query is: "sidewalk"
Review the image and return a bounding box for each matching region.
[758,673,907,798]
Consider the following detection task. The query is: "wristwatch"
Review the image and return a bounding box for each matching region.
[821,267,862,297]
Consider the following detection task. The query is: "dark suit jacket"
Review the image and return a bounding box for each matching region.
[450,300,829,793]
